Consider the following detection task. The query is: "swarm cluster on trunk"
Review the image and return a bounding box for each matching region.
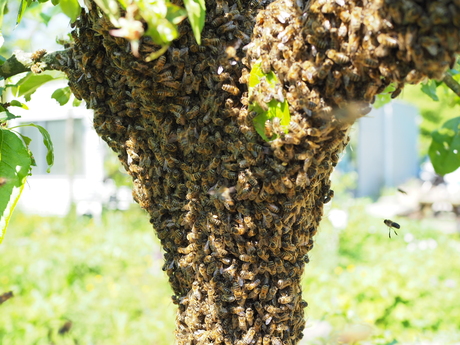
[60,0,460,344]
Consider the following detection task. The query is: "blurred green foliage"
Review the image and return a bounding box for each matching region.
[400,84,460,158]
[1,195,459,344]
[0,206,175,344]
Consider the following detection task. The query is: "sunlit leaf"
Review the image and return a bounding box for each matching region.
[39,12,52,24]
[12,124,54,173]
[59,0,81,22]
[146,18,178,45]
[16,0,32,25]
[15,73,56,101]
[421,80,439,101]
[166,3,187,25]
[183,0,205,44]
[51,86,71,106]
[252,100,290,142]
[428,116,460,175]
[9,100,28,110]
[72,97,82,107]
[248,61,290,142]
[0,111,20,122]
[93,0,120,26]
[0,0,7,49]
[374,84,396,109]
[0,129,32,244]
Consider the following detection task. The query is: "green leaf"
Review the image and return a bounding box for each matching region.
[428,117,460,175]
[16,0,32,25]
[51,87,71,106]
[15,73,55,101]
[166,3,187,25]
[16,133,31,146]
[251,99,290,142]
[421,80,439,101]
[0,0,7,49]
[248,61,290,142]
[39,12,52,24]
[12,124,54,173]
[51,0,60,4]
[0,110,20,122]
[183,0,205,45]
[59,0,81,22]
[93,0,120,26]
[9,100,28,110]
[72,97,82,107]
[0,129,32,244]
[374,84,396,109]
[146,18,178,45]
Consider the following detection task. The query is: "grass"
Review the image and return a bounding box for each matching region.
[1,198,459,345]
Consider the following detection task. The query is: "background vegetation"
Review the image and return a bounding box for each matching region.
[1,182,459,345]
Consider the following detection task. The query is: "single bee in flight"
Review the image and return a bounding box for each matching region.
[384,219,400,238]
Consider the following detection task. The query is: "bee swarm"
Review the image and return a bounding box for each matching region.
[63,0,460,344]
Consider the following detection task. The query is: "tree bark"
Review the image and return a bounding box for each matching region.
[61,0,460,344]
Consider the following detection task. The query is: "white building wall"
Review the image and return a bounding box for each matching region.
[357,101,419,197]
[9,80,108,216]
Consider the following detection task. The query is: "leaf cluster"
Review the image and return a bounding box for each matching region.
[248,61,291,142]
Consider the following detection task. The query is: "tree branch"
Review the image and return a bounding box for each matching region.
[0,49,72,79]
[442,73,460,97]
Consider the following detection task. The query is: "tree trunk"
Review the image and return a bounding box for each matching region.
[64,0,459,343]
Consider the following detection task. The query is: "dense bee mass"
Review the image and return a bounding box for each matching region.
[62,0,460,344]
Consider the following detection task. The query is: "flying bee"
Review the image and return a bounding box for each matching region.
[384,219,400,238]
[222,84,240,96]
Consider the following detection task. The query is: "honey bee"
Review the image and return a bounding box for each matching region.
[246,279,261,291]
[242,327,256,345]
[221,294,236,302]
[261,55,271,74]
[377,33,399,48]
[217,21,237,34]
[246,308,254,326]
[391,83,403,99]
[203,38,221,46]
[326,49,349,64]
[173,62,185,80]
[306,34,328,49]
[222,84,240,96]
[259,285,269,300]
[384,219,400,238]
[349,6,362,33]
[153,55,167,73]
